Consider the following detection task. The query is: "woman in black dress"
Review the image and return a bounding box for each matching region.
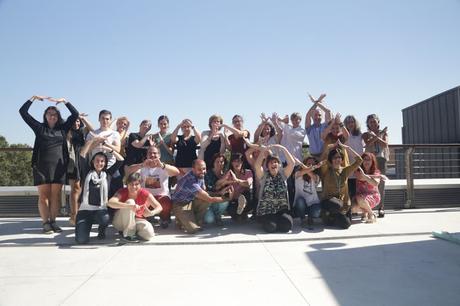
[19,95,79,234]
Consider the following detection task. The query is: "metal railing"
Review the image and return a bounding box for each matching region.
[388,144,460,208]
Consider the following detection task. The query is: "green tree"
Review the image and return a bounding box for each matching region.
[0,135,33,186]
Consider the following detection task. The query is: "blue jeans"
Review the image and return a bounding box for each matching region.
[293,198,321,219]
[75,209,110,244]
[204,201,229,224]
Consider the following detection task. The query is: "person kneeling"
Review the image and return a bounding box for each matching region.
[109,172,163,242]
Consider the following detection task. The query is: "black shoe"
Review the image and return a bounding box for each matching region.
[121,235,139,243]
[160,220,169,229]
[215,217,224,227]
[49,221,62,233]
[42,222,53,234]
[97,227,106,240]
[378,209,385,218]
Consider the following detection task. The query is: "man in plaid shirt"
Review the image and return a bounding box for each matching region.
[172,159,232,234]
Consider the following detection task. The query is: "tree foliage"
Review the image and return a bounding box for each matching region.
[0,135,33,186]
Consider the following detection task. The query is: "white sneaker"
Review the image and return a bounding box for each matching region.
[237,195,247,215]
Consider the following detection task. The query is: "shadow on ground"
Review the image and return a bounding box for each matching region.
[306,238,460,306]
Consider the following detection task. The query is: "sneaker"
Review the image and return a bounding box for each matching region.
[42,222,53,234]
[236,195,247,215]
[160,220,169,229]
[49,221,62,233]
[121,235,139,243]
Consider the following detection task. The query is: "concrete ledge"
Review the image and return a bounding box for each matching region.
[1,178,459,196]
[385,178,460,190]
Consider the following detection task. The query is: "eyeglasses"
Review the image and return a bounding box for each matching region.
[46,112,58,117]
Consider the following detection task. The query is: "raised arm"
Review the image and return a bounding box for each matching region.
[254,122,265,144]
[78,114,95,134]
[192,124,202,144]
[321,121,333,141]
[271,144,295,178]
[254,146,269,180]
[356,167,380,187]
[270,113,283,144]
[170,122,182,145]
[339,142,363,175]
[363,128,388,148]
[221,123,247,139]
[317,102,332,123]
[19,96,45,131]
[305,107,315,130]
[80,135,106,158]
[101,143,124,161]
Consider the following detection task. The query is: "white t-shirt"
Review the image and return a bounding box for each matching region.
[294,176,320,206]
[139,167,170,197]
[346,134,364,163]
[86,128,121,168]
[280,123,306,162]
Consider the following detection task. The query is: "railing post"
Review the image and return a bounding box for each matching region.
[405,146,415,208]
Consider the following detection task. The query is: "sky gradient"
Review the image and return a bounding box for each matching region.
[1,0,459,146]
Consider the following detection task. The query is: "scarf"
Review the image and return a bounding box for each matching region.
[82,170,108,208]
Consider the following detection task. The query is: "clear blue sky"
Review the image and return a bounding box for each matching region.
[1,0,459,146]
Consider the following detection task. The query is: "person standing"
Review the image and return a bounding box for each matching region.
[362,114,389,217]
[19,95,79,233]
[85,109,121,197]
[305,93,332,159]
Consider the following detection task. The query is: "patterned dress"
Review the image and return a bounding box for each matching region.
[354,170,381,208]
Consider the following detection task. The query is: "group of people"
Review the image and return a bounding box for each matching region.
[20,93,389,243]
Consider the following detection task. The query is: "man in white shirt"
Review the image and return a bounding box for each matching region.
[85,109,121,168]
[126,145,180,228]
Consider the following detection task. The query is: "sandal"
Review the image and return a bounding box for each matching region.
[366,213,377,224]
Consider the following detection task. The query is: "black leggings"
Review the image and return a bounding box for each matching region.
[321,199,351,229]
[75,209,110,244]
[260,212,293,233]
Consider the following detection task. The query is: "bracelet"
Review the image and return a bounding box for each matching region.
[161,163,166,169]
